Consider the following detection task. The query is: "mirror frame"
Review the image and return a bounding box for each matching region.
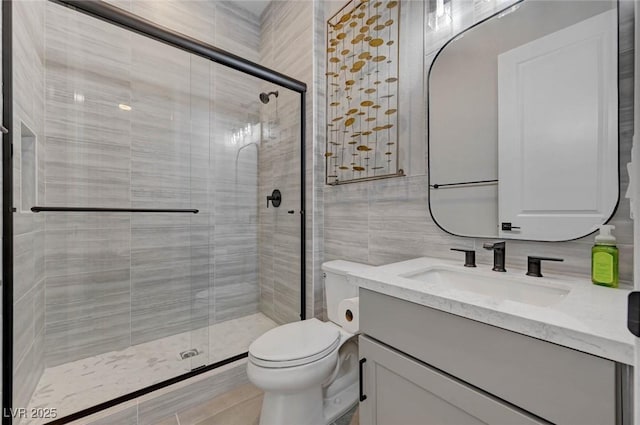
[426,0,621,242]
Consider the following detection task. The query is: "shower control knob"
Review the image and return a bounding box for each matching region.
[267,189,281,208]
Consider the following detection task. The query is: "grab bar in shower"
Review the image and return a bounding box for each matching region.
[30,206,199,213]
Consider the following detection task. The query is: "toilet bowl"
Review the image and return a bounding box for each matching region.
[247,319,357,425]
[247,260,370,425]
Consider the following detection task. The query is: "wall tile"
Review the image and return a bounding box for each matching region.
[12,0,46,409]
[258,0,314,323]
[44,291,131,366]
[41,0,265,373]
[14,291,34,367]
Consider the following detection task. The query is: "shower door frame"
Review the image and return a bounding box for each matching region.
[1,1,308,424]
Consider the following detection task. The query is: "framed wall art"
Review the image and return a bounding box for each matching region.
[326,0,401,185]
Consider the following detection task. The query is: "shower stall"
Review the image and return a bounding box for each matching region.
[2,0,306,423]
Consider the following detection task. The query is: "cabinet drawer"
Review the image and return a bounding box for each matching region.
[360,289,617,425]
[359,335,547,425]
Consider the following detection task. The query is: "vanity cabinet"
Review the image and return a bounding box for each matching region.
[359,288,627,425]
[359,335,546,425]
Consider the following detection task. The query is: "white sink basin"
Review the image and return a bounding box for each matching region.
[402,267,570,307]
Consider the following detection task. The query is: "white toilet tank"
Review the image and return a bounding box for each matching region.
[322,260,372,325]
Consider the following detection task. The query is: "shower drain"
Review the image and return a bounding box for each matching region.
[178,348,201,360]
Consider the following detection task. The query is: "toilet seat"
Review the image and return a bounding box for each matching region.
[249,319,341,368]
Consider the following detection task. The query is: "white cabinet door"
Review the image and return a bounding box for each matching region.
[358,336,547,425]
[497,9,617,240]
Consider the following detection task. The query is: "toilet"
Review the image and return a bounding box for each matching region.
[247,260,370,425]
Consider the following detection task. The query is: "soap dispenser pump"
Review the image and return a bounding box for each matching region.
[591,225,619,288]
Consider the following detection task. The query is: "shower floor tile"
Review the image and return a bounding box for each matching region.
[23,313,277,425]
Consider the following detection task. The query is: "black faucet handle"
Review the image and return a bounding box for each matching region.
[483,241,505,250]
[526,256,564,277]
[450,248,476,267]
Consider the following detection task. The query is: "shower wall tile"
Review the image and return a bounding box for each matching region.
[259,0,315,322]
[14,343,39,420]
[32,327,45,395]
[13,301,44,421]
[130,37,191,205]
[131,0,215,46]
[214,279,260,322]
[14,232,36,302]
[34,282,45,339]
[14,0,45,134]
[189,57,212,216]
[258,252,275,319]
[43,216,131,366]
[44,292,131,367]
[14,213,35,237]
[44,3,132,209]
[14,290,34,368]
[209,60,262,325]
[33,228,45,286]
[37,0,264,378]
[44,226,131,277]
[215,2,262,62]
[212,226,259,322]
[130,217,204,345]
[13,0,46,410]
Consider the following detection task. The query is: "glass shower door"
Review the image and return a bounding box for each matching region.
[7,0,305,423]
[10,3,211,420]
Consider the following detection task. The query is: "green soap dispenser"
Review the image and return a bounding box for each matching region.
[591,225,619,288]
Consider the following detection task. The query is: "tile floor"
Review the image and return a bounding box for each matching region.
[155,383,359,425]
[70,379,359,425]
[25,314,278,425]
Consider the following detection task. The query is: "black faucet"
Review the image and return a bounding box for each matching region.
[483,241,506,272]
[450,248,476,267]
[526,256,564,277]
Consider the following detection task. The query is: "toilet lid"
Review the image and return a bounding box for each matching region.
[249,318,341,367]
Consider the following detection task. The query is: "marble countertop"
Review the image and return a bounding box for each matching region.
[348,257,634,365]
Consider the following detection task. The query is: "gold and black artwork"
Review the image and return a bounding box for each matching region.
[326,0,400,184]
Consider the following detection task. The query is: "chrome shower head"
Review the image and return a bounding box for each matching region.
[259,91,279,104]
